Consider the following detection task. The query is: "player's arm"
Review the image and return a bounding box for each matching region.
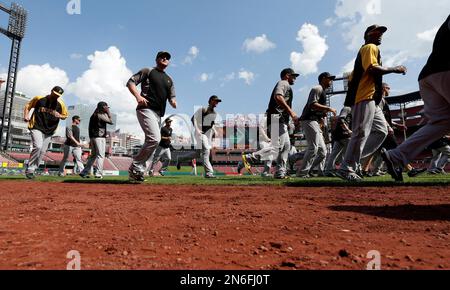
[23,106,31,122]
[362,45,407,76]
[67,128,82,147]
[193,108,204,135]
[24,97,40,122]
[340,120,352,134]
[168,81,177,109]
[169,97,177,109]
[98,113,114,125]
[54,101,69,120]
[127,69,149,107]
[275,94,298,123]
[311,103,337,116]
[370,65,407,76]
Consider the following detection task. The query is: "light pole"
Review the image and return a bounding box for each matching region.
[0,2,27,151]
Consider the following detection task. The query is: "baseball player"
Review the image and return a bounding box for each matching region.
[192,95,222,179]
[362,83,427,178]
[23,86,68,179]
[240,114,276,177]
[427,135,450,175]
[149,118,173,177]
[59,115,85,176]
[266,68,300,179]
[80,102,114,179]
[338,24,407,182]
[127,51,177,182]
[383,15,450,182]
[297,72,337,178]
[324,107,352,177]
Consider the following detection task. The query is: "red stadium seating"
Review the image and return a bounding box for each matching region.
[8,153,30,162]
[103,158,119,171]
[110,157,133,171]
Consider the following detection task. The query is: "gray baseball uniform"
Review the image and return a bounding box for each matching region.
[388,16,450,167]
[297,85,328,177]
[81,111,113,177]
[127,68,176,176]
[267,80,294,178]
[193,107,217,177]
[59,125,84,174]
[149,126,173,174]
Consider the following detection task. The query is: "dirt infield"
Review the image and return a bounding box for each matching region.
[0,180,449,270]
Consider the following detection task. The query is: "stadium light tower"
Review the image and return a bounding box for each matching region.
[0,2,27,151]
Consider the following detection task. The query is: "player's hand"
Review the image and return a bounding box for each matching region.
[53,111,63,119]
[292,114,300,127]
[394,65,407,75]
[169,99,177,109]
[329,108,337,116]
[136,96,148,107]
[388,127,395,136]
[24,117,30,122]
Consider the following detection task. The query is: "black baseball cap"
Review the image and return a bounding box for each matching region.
[156,51,172,60]
[364,25,388,38]
[72,115,81,122]
[51,86,64,97]
[165,118,173,123]
[209,95,222,103]
[318,72,336,83]
[280,68,300,79]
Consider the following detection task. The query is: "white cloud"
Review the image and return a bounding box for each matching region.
[1,64,70,97]
[417,26,440,42]
[220,72,236,87]
[67,46,141,136]
[70,53,83,60]
[199,73,213,82]
[183,46,200,65]
[324,18,337,27]
[224,72,236,82]
[331,0,450,62]
[290,23,329,76]
[238,69,255,85]
[243,34,276,54]
[341,58,356,74]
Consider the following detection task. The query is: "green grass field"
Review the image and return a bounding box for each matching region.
[2,169,450,187]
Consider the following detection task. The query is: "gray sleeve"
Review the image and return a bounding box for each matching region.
[169,77,176,99]
[274,81,289,97]
[307,87,322,106]
[193,108,204,127]
[66,127,73,139]
[127,68,150,86]
[98,113,114,125]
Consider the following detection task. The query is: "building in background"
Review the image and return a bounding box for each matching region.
[0,90,32,151]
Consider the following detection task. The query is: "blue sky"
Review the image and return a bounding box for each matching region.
[0,0,449,136]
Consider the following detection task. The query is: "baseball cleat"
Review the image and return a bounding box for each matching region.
[129,169,145,182]
[381,148,404,182]
[25,172,36,180]
[242,154,253,174]
[407,168,427,178]
[79,172,90,179]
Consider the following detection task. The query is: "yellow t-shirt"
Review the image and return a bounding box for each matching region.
[355,44,381,105]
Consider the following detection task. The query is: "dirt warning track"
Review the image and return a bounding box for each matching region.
[0,181,449,270]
